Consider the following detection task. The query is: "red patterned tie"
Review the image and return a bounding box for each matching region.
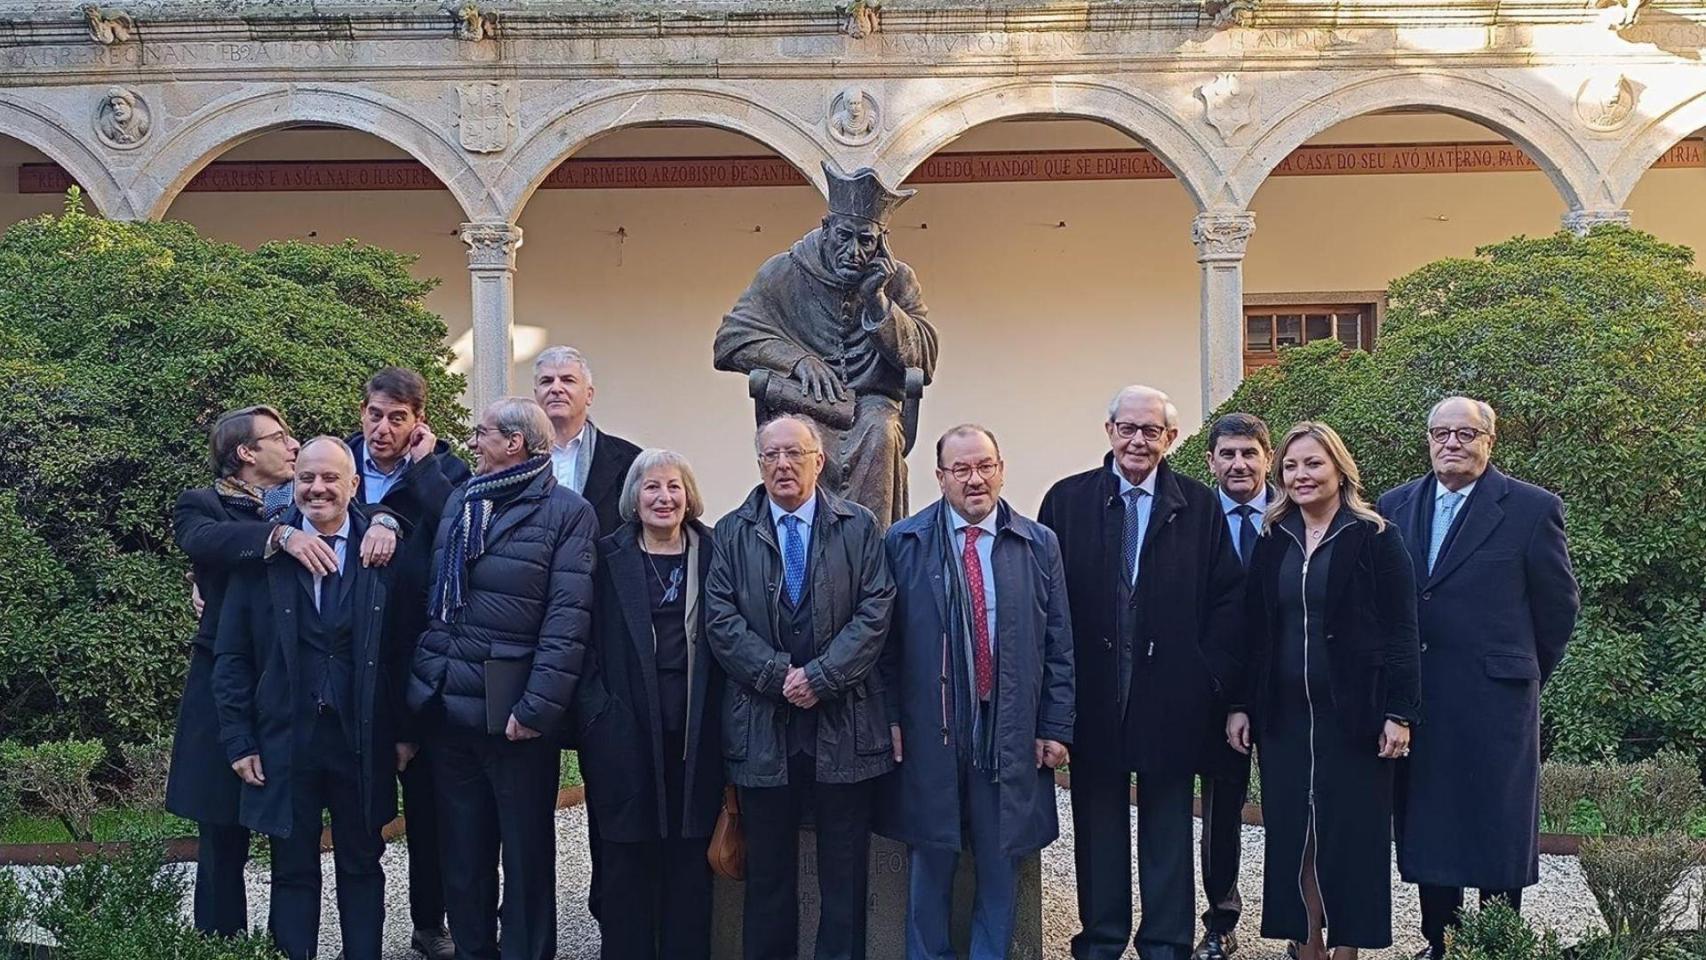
[963,526,993,701]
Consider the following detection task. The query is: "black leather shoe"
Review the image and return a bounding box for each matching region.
[1192,930,1239,960]
[411,927,456,960]
[1412,945,1446,960]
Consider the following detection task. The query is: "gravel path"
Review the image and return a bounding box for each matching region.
[219,786,1604,959]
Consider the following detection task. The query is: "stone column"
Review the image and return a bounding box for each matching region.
[461,221,524,415]
[1193,209,1256,418]
[1562,208,1632,235]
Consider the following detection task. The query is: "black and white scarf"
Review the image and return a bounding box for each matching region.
[215,476,293,523]
[936,504,998,775]
[431,454,552,621]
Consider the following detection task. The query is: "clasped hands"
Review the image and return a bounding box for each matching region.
[782,666,820,709]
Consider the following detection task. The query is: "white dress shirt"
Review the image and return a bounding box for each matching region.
[1218,486,1270,556]
[549,421,590,492]
[298,513,350,611]
[769,493,818,560]
[1113,463,1158,586]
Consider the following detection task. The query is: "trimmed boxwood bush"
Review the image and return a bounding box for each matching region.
[1175,226,1706,763]
[0,191,465,747]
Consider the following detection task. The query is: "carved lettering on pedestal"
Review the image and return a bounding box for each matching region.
[456,82,515,153]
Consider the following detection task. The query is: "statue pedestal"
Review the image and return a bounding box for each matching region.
[711,832,1042,960]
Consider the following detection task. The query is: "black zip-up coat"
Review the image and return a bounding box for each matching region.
[1038,456,1244,779]
[408,468,599,738]
[1232,510,1421,745]
[705,486,896,787]
[577,520,723,841]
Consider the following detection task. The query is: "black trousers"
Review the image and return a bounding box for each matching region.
[598,835,712,960]
[399,742,448,932]
[192,821,251,937]
[739,753,875,960]
[270,715,386,960]
[1070,757,1196,960]
[433,732,561,960]
[1420,886,1524,951]
[1198,768,1249,936]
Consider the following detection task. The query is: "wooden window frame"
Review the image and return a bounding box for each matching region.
[1242,291,1387,375]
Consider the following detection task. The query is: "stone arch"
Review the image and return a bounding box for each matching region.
[1222,71,1606,211]
[875,79,1220,212]
[130,85,497,222]
[1602,87,1706,209]
[495,86,834,223]
[0,93,137,219]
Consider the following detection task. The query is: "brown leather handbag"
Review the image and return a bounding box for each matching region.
[707,784,746,880]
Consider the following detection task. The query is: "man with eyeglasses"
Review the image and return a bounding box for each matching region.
[1377,396,1578,960]
[1039,385,1244,960]
[878,424,1074,960]
[705,413,896,960]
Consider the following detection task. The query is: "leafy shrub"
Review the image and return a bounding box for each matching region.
[1578,835,1705,939]
[118,737,173,811]
[30,843,282,960]
[1176,227,1706,762]
[0,191,465,746]
[0,738,106,842]
[1538,754,1703,837]
[0,870,25,946]
[1541,762,1602,834]
[1444,899,1564,960]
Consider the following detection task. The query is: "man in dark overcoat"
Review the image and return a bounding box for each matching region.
[345,366,469,960]
[169,404,330,937]
[212,437,421,960]
[1039,385,1244,960]
[1378,396,1579,960]
[880,424,1074,960]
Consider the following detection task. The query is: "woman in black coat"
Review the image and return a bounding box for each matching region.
[1225,422,1420,960]
[576,449,722,960]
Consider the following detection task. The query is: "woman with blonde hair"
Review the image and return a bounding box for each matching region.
[1224,422,1420,960]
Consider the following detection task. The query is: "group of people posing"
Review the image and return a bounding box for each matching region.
[164,345,1579,960]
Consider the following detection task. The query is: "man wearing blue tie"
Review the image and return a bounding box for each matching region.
[1377,397,1579,960]
[1195,413,1275,960]
[706,414,896,960]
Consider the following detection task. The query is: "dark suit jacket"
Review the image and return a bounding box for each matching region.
[583,427,642,537]
[1379,466,1579,889]
[211,509,408,838]
[165,486,277,824]
[577,520,723,841]
[1038,456,1244,779]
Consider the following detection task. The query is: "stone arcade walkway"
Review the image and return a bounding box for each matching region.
[235,787,1605,959]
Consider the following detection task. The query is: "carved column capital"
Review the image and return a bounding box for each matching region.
[1192,211,1256,262]
[1561,208,1631,236]
[461,221,523,270]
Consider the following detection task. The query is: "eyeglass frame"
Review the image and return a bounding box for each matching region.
[939,460,1003,483]
[758,446,822,466]
[1109,420,1170,442]
[1427,426,1490,446]
[247,428,291,447]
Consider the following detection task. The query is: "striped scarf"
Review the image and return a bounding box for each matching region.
[431,454,552,621]
[214,476,293,522]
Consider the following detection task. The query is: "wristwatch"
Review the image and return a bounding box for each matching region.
[276,525,295,549]
[372,514,401,533]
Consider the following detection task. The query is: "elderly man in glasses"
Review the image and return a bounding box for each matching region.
[705,413,895,960]
[1378,397,1579,960]
[1039,385,1245,960]
[878,424,1074,960]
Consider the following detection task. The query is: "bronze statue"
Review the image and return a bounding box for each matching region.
[715,163,937,528]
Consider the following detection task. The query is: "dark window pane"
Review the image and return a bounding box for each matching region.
[1336,312,1363,348]
[1305,314,1332,344]
[1246,315,1274,352]
[1276,315,1302,348]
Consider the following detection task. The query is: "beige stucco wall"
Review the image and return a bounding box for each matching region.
[2,114,1702,513]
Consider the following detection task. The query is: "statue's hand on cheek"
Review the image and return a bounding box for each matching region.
[859,258,896,315]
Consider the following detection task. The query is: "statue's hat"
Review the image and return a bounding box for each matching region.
[823,162,915,225]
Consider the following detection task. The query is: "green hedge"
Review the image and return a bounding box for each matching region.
[0,192,466,747]
[1175,227,1706,763]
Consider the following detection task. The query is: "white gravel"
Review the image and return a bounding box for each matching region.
[5,786,1618,959]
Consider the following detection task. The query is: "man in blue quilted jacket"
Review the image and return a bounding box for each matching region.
[408,396,599,960]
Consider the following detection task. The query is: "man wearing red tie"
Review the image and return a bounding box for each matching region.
[879,424,1075,959]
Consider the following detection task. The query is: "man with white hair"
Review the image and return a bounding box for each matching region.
[532,345,642,536]
[1379,396,1579,960]
[408,397,600,960]
[1040,386,1245,960]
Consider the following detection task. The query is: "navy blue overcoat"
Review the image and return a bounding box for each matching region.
[875,499,1075,857]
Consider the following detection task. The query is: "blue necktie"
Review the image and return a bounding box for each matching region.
[1235,504,1258,570]
[781,514,806,606]
[1122,488,1146,585]
[1428,491,1464,573]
